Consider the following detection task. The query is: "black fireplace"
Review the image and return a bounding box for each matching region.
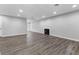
[44,28,50,35]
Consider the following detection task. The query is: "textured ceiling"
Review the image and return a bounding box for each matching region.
[0,4,79,20]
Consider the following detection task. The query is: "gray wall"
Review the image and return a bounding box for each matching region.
[31,11,79,41]
[0,15,26,37]
[0,16,2,36]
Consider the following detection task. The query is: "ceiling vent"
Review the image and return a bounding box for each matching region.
[54,4,60,6]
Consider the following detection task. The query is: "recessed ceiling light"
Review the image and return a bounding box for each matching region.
[42,16,46,18]
[53,11,57,14]
[72,5,77,8]
[17,14,20,16]
[27,19,30,23]
[19,9,23,13]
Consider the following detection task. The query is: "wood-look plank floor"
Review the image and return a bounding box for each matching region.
[0,32,79,55]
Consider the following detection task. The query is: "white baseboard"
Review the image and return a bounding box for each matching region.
[51,34,79,42]
[0,33,26,37]
[1,31,79,42]
[30,31,79,42]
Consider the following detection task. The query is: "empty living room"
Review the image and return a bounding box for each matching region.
[0,3,79,56]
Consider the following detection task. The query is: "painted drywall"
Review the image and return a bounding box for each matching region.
[31,11,79,41]
[0,15,26,37]
[0,16,3,36]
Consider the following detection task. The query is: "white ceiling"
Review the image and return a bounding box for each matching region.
[0,4,79,20]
